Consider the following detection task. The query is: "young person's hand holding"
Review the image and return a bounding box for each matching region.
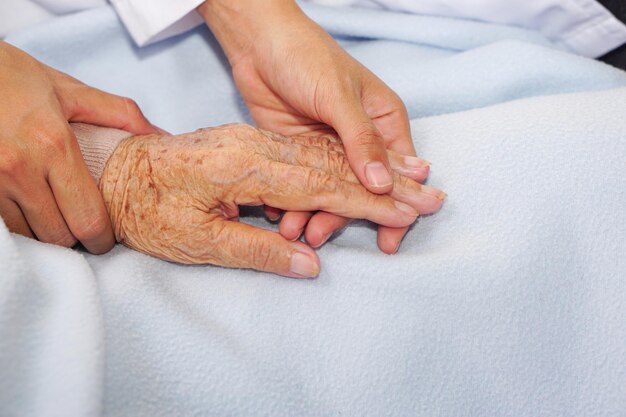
[0,41,158,253]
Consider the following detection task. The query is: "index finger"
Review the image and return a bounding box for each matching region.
[55,77,159,135]
[47,123,115,254]
[236,160,418,228]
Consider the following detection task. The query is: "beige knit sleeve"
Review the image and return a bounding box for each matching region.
[71,123,134,184]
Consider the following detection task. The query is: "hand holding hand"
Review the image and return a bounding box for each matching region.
[100,124,444,278]
[197,0,431,253]
[0,42,158,253]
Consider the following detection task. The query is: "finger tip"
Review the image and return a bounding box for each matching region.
[418,165,430,180]
[378,238,400,255]
[421,197,445,215]
[304,229,329,248]
[392,167,429,183]
[280,212,314,240]
[377,225,409,254]
[81,230,116,255]
[266,214,281,223]
[421,185,447,201]
[288,245,320,278]
[279,222,303,241]
[264,206,283,222]
[86,241,115,255]
[364,161,394,193]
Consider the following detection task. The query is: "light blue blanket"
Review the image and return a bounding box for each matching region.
[2,4,626,417]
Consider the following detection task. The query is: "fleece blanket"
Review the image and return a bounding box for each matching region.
[2,3,626,417]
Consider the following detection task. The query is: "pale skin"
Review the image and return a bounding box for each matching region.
[198,0,429,254]
[101,124,445,278]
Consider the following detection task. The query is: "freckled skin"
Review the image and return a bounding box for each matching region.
[99,123,443,274]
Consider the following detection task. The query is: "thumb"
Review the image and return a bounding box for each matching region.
[329,96,393,194]
[59,83,159,135]
[206,220,320,278]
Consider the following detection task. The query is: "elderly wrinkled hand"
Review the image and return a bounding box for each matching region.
[100,124,445,278]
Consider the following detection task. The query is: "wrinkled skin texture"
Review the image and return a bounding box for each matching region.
[0,41,158,254]
[100,124,445,278]
[197,0,428,254]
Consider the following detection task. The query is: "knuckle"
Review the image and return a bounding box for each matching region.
[329,152,353,179]
[249,234,273,270]
[396,173,422,197]
[328,142,345,154]
[395,173,413,189]
[37,128,70,155]
[232,123,257,134]
[324,134,340,144]
[305,169,340,193]
[391,92,408,113]
[351,123,383,149]
[123,97,144,119]
[364,190,383,211]
[72,212,110,242]
[0,149,27,177]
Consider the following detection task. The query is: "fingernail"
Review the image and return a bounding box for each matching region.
[290,252,320,278]
[395,165,429,179]
[315,233,332,248]
[394,240,401,254]
[289,229,303,241]
[403,156,431,168]
[421,185,447,200]
[394,201,419,217]
[365,162,393,188]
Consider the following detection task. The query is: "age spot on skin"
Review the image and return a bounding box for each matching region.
[98,123,443,273]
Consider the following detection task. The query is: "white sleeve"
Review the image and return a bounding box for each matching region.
[1,0,106,38]
[109,0,205,46]
[308,0,626,58]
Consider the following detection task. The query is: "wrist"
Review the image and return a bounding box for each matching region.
[99,134,151,243]
[72,123,134,185]
[197,0,306,64]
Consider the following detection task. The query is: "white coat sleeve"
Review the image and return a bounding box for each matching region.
[309,0,626,58]
[108,0,205,46]
[109,0,626,56]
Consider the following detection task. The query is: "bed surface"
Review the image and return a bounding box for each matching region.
[2,4,626,416]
